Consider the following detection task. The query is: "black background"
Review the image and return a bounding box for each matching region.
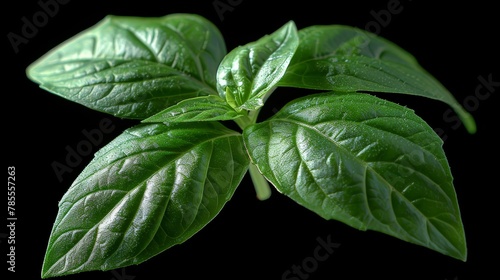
[4,0,498,279]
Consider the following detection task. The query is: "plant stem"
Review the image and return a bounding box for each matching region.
[248,108,261,124]
[233,108,270,200]
[249,163,271,201]
[234,115,254,131]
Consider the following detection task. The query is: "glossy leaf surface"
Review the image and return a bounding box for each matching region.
[142,95,244,123]
[243,92,467,261]
[278,25,475,133]
[27,14,226,119]
[42,122,249,278]
[217,21,299,111]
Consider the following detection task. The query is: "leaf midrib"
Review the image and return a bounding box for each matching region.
[269,117,457,243]
[47,131,241,274]
[113,20,210,85]
[39,59,218,96]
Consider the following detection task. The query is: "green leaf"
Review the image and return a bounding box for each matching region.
[42,122,249,278]
[27,14,226,119]
[216,21,299,111]
[278,25,476,133]
[243,92,467,261]
[142,95,245,123]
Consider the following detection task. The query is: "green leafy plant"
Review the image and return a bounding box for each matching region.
[27,13,474,278]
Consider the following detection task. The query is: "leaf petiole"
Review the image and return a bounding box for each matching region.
[249,163,272,201]
[233,114,254,130]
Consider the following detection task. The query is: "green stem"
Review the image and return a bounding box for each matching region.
[249,163,271,201]
[233,106,270,200]
[248,108,261,124]
[234,115,254,130]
